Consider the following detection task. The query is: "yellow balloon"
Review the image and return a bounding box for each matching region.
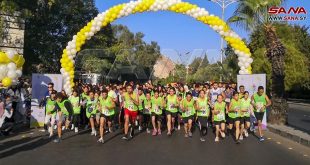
[2,77,12,87]
[0,52,10,64]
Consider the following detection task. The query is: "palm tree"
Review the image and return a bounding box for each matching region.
[228,0,288,124]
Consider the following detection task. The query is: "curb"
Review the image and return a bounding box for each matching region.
[268,125,310,148]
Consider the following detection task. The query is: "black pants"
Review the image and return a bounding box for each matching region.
[80,107,88,126]
[143,114,151,129]
[72,114,80,127]
[197,116,208,137]
[0,122,14,135]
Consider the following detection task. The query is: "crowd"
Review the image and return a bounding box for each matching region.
[40,80,271,144]
[0,79,271,144]
[0,79,31,136]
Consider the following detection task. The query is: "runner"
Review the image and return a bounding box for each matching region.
[143,92,152,133]
[165,87,178,136]
[176,94,183,130]
[240,91,252,140]
[80,86,90,129]
[98,89,116,143]
[84,91,98,136]
[54,93,73,143]
[122,85,139,140]
[195,90,210,142]
[251,86,271,142]
[210,82,222,106]
[228,91,242,144]
[239,85,245,99]
[137,88,146,132]
[212,94,226,142]
[181,92,195,138]
[44,90,57,137]
[151,90,164,136]
[68,89,80,133]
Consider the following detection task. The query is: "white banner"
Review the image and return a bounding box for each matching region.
[30,74,62,128]
[237,74,267,129]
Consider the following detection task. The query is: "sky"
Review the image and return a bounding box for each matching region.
[95,0,310,64]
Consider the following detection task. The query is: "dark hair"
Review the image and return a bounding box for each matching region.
[199,90,205,94]
[101,89,108,93]
[169,87,175,92]
[239,85,245,88]
[244,91,249,95]
[56,92,64,100]
[258,86,264,90]
[233,91,239,96]
[51,90,57,95]
[186,92,192,96]
[48,82,54,86]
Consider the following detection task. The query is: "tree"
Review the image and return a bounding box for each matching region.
[249,23,310,98]
[229,0,288,124]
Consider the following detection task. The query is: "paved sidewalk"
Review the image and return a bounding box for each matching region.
[268,124,310,147]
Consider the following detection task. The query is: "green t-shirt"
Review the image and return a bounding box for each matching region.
[69,96,80,114]
[46,98,56,115]
[182,99,195,118]
[229,99,241,118]
[57,99,70,116]
[143,99,152,114]
[240,98,251,117]
[166,95,178,113]
[196,97,210,117]
[124,92,138,111]
[151,97,163,115]
[213,101,226,121]
[86,98,98,118]
[138,94,146,111]
[99,96,115,116]
[253,93,267,112]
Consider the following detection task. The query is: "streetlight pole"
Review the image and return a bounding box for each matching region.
[208,0,238,81]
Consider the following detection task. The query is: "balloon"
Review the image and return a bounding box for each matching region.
[7,70,17,79]
[6,50,16,59]
[0,52,10,64]
[7,63,17,70]
[2,77,12,87]
[16,69,22,77]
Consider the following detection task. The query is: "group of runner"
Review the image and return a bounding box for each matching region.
[43,81,271,144]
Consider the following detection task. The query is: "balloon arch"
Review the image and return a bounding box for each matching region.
[60,0,253,94]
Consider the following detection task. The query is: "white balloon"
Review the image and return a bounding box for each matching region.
[7,70,17,79]
[89,32,94,37]
[238,62,242,67]
[16,70,22,77]
[91,27,96,32]
[219,31,225,36]
[248,58,253,63]
[7,63,17,70]
[241,66,246,70]
[6,50,16,59]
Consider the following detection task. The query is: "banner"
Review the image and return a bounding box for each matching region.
[30,74,62,128]
[237,74,267,129]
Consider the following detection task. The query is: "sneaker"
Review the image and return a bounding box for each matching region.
[91,131,96,136]
[167,131,171,136]
[220,132,226,138]
[109,128,113,133]
[138,126,142,132]
[239,135,243,141]
[236,139,241,144]
[62,126,65,131]
[188,132,193,137]
[146,128,151,134]
[158,129,162,135]
[74,127,78,133]
[122,135,129,140]
[71,125,74,130]
[152,129,157,136]
[130,127,134,137]
[53,137,61,143]
[177,125,181,130]
[244,130,249,137]
[259,136,265,142]
[184,133,189,138]
[215,137,219,142]
[200,138,206,142]
[135,120,138,126]
[97,138,105,143]
[49,133,53,138]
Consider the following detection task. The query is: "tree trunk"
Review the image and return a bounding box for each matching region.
[264,24,288,125]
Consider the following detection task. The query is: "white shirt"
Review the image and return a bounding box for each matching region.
[0,102,13,128]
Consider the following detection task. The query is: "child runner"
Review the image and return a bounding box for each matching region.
[240,91,252,140]
[212,94,226,142]
[69,89,81,133]
[151,91,164,136]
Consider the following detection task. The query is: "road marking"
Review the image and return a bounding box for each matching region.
[288,147,293,150]
[276,142,281,144]
[304,154,308,157]
[267,138,271,140]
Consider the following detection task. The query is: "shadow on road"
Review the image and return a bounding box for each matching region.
[0,136,50,159]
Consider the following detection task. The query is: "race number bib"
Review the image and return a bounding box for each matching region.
[256,102,264,112]
[128,102,134,110]
[185,110,192,116]
[144,108,150,114]
[154,106,160,113]
[217,113,225,121]
[235,106,240,115]
[104,110,110,116]
[88,106,94,113]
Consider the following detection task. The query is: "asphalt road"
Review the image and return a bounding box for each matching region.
[288,102,310,134]
[1,128,309,165]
